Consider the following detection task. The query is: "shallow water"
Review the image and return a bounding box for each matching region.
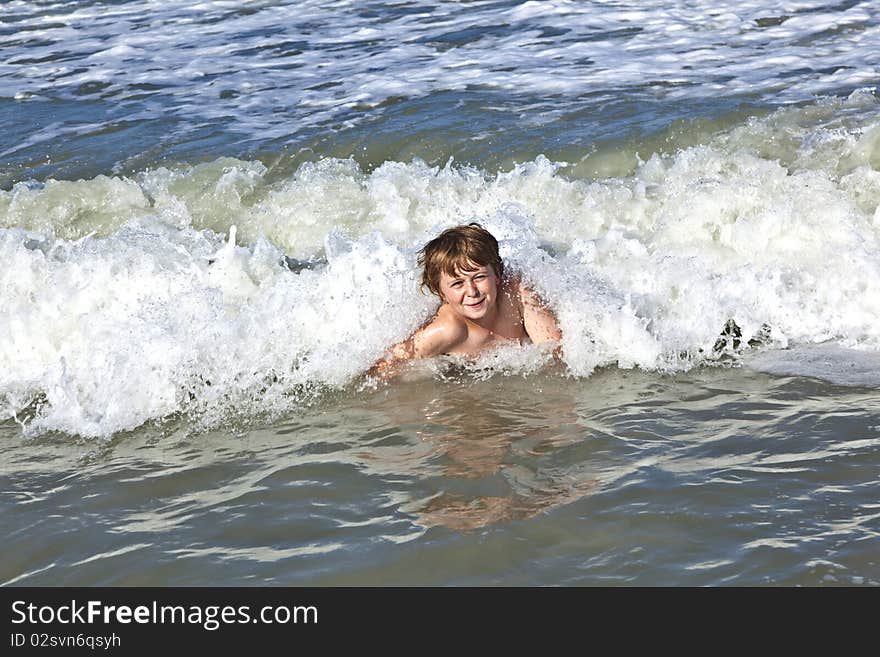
[3,365,878,586]
[2,1,879,586]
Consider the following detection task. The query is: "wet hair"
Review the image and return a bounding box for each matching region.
[418,223,503,296]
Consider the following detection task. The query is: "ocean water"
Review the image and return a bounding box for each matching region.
[1,0,879,586]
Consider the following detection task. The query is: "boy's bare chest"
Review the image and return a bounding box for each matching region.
[453,309,527,355]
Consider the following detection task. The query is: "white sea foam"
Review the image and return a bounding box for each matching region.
[1,94,879,437]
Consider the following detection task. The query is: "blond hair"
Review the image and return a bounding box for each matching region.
[418,223,503,296]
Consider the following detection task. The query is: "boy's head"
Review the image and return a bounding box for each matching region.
[418,223,504,297]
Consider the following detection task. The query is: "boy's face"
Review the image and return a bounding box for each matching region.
[437,263,500,321]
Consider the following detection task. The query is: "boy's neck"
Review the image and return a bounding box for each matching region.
[463,303,500,332]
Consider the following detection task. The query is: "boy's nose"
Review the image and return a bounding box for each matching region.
[465,281,478,296]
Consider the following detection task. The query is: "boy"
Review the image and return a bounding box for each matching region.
[370,223,562,379]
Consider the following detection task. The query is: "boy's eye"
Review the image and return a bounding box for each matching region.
[450,281,463,287]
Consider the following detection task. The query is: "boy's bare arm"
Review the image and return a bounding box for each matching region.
[520,284,563,351]
[368,314,466,380]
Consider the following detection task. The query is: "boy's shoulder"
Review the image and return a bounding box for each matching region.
[501,274,528,310]
[413,304,469,357]
[505,275,544,308]
[430,304,470,339]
